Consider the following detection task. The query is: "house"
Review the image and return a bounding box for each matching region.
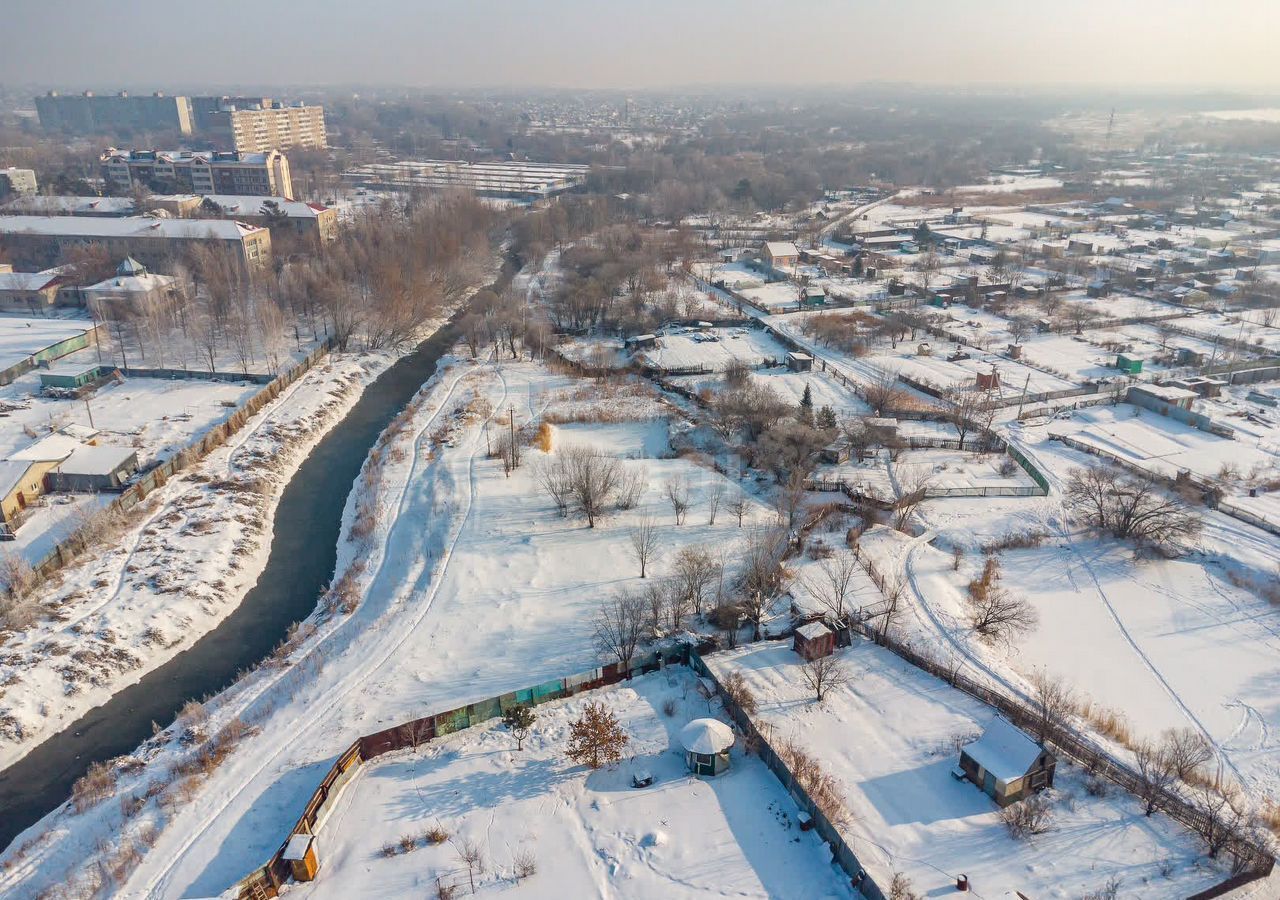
[761,240,799,272]
[1170,376,1226,399]
[46,444,139,492]
[680,718,734,777]
[79,258,184,313]
[1129,383,1198,413]
[820,439,851,465]
[958,718,1055,807]
[800,285,826,308]
[786,351,813,372]
[0,459,51,532]
[0,270,70,312]
[793,621,835,660]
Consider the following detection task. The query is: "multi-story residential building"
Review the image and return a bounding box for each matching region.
[100,149,293,198]
[34,91,193,135]
[0,168,38,198]
[190,97,327,152]
[0,215,271,274]
[341,159,590,201]
[199,195,337,242]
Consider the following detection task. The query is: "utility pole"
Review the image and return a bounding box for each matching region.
[1016,372,1032,420]
[84,397,95,430]
[509,404,518,471]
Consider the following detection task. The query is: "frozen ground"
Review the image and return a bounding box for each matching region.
[672,365,872,419]
[636,327,788,372]
[0,314,94,373]
[871,348,1078,397]
[305,670,851,899]
[708,641,1222,898]
[0,349,395,765]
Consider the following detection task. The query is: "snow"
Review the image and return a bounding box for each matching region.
[301,672,850,899]
[960,718,1042,781]
[708,641,1224,898]
[680,717,734,754]
[636,327,788,372]
[0,315,94,372]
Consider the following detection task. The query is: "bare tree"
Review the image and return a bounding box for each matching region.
[770,471,809,530]
[705,480,725,525]
[1064,466,1201,548]
[738,528,790,640]
[593,590,645,671]
[800,654,849,702]
[395,717,434,752]
[1028,669,1074,743]
[1133,740,1178,816]
[1160,727,1213,784]
[671,545,717,616]
[615,465,647,510]
[536,459,573,516]
[891,464,932,532]
[564,446,622,527]
[628,516,660,578]
[1190,773,1252,860]
[801,553,861,626]
[940,384,988,451]
[664,476,690,525]
[863,368,906,416]
[453,839,485,895]
[727,491,750,527]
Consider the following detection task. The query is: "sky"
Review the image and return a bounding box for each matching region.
[3,0,1279,92]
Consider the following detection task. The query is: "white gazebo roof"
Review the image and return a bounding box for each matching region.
[680,718,734,755]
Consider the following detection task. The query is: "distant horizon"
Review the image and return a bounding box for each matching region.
[4,0,1280,93]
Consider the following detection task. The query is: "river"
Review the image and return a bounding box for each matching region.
[0,278,501,851]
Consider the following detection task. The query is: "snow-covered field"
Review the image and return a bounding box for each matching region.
[0,315,94,373]
[637,327,788,372]
[871,348,1078,397]
[307,670,851,899]
[708,641,1223,898]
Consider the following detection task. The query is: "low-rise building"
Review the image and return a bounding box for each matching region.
[0,215,271,273]
[958,718,1055,807]
[46,444,139,492]
[761,240,799,271]
[80,257,185,312]
[0,167,38,198]
[0,270,70,312]
[199,195,337,242]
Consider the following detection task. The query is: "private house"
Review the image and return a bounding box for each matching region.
[958,718,1055,807]
[680,718,734,777]
[800,285,827,308]
[793,621,835,660]
[1115,353,1143,375]
[0,459,52,532]
[623,333,657,352]
[46,444,139,492]
[761,240,799,273]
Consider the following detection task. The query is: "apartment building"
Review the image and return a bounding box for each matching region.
[100,148,293,197]
[35,91,193,135]
[0,216,271,274]
[191,97,327,152]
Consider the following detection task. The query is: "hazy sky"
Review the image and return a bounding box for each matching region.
[4,0,1279,91]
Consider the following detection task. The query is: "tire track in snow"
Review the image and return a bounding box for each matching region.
[130,358,499,900]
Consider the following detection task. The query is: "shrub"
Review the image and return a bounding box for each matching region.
[72,761,118,813]
[1000,794,1054,838]
[513,847,537,880]
[423,826,449,845]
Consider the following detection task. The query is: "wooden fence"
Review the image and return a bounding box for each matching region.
[25,340,335,582]
[849,544,1276,886]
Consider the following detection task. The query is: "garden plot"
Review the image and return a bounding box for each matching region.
[707,642,1220,899]
[1169,311,1280,355]
[691,260,765,292]
[671,366,872,418]
[1046,405,1278,485]
[1016,332,1129,381]
[636,327,788,372]
[737,282,804,313]
[871,349,1077,398]
[306,670,852,900]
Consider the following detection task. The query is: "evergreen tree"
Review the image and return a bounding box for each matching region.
[502,705,536,750]
[566,702,628,769]
[798,383,814,424]
[817,405,838,430]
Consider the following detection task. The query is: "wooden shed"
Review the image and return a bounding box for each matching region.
[794,621,835,660]
[283,832,320,881]
[786,351,814,372]
[957,718,1055,807]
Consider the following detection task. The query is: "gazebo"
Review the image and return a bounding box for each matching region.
[680,718,734,777]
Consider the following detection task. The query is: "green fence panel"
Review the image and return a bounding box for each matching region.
[468,696,502,723]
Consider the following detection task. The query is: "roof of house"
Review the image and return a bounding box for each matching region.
[1,195,137,216]
[961,718,1043,781]
[763,240,799,258]
[0,271,63,292]
[796,621,833,641]
[0,215,264,240]
[680,718,735,755]
[0,459,36,500]
[1133,384,1199,402]
[282,833,313,861]
[54,444,137,476]
[84,271,176,294]
[10,433,81,462]
[202,195,327,218]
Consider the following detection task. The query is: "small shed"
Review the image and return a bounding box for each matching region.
[681,718,734,777]
[282,832,320,882]
[1115,353,1143,374]
[786,351,814,372]
[916,341,932,357]
[794,621,835,660]
[800,285,827,308]
[820,439,851,465]
[624,333,657,352]
[39,363,107,391]
[1006,343,1023,360]
[976,370,1000,392]
[958,718,1055,807]
[47,445,138,492]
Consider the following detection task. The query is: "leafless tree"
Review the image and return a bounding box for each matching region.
[891,464,932,532]
[561,446,622,527]
[615,465,647,510]
[863,368,906,416]
[770,471,809,530]
[664,476,690,525]
[727,491,750,527]
[737,528,790,640]
[1133,740,1178,816]
[940,384,989,451]
[593,590,645,671]
[1160,727,1213,784]
[395,717,434,752]
[968,583,1038,640]
[671,545,718,616]
[801,553,861,626]
[453,839,485,894]
[800,654,849,702]
[1191,772,1252,860]
[1028,669,1074,743]
[705,480,725,525]
[1064,466,1201,549]
[628,516,660,578]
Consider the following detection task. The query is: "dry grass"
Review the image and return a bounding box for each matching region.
[71,761,117,813]
[532,422,553,453]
